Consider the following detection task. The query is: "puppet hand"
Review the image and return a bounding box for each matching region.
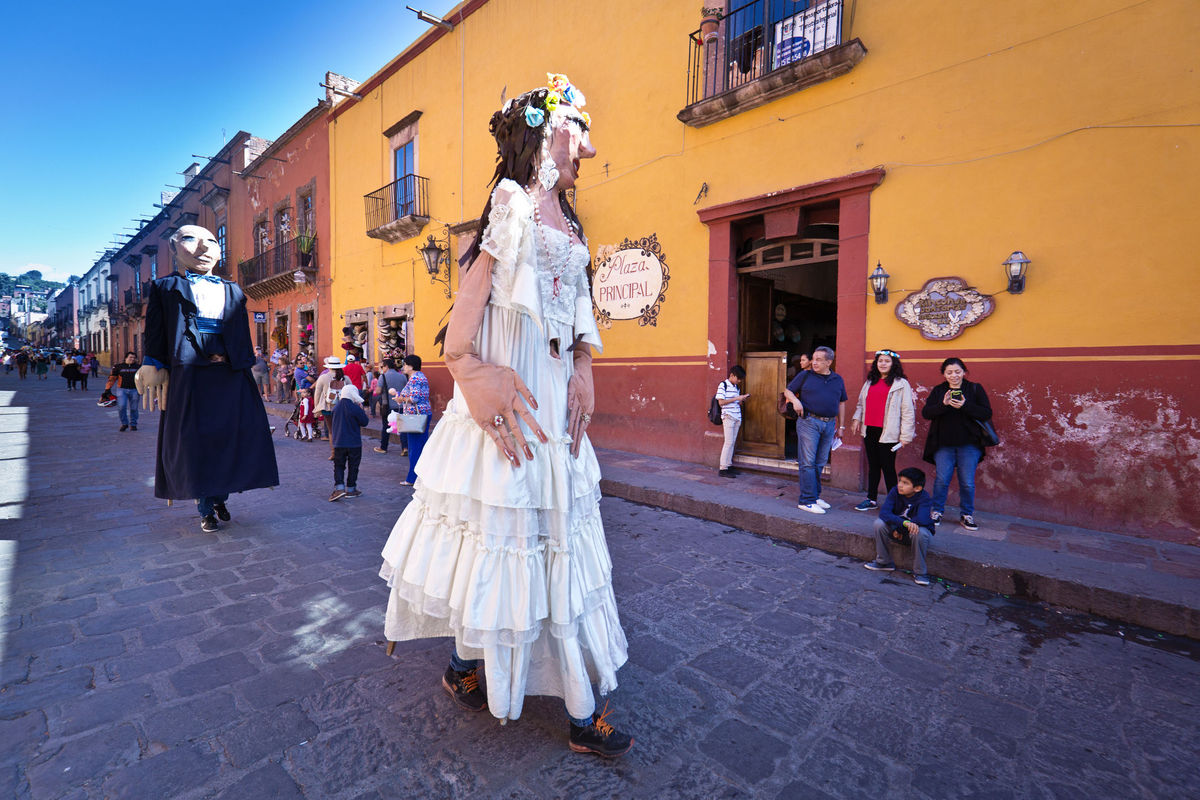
[453,359,547,467]
[566,364,595,459]
[135,365,166,394]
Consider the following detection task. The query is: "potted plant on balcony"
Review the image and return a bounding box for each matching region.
[296,230,316,268]
[700,6,723,41]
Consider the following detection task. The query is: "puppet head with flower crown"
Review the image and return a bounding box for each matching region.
[460,73,592,270]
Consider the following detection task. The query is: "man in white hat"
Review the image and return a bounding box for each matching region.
[311,356,346,459]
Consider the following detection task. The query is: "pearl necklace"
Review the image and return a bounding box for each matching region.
[531,193,575,298]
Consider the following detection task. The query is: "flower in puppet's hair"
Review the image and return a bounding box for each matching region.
[544,91,560,112]
[580,111,591,127]
[562,85,584,107]
[547,72,571,92]
[524,105,545,127]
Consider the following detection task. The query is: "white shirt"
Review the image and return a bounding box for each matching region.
[716,380,742,421]
[189,277,225,320]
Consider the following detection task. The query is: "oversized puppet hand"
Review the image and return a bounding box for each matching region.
[135,365,169,411]
[452,361,546,467]
[567,341,595,458]
[444,250,547,467]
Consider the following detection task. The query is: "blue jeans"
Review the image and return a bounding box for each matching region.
[796,416,837,504]
[115,388,139,426]
[404,416,430,484]
[932,444,983,515]
[196,494,229,518]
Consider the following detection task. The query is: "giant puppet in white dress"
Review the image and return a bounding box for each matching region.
[378,76,632,756]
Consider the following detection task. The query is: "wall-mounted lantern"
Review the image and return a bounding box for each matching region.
[868,262,890,304]
[419,228,452,299]
[1003,251,1031,294]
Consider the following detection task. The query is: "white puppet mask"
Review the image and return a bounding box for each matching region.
[172,225,220,274]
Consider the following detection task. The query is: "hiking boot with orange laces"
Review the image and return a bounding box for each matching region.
[442,665,487,712]
[568,702,634,758]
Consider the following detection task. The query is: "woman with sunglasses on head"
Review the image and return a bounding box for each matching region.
[850,349,915,511]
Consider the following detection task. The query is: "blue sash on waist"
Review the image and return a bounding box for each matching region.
[194,317,223,334]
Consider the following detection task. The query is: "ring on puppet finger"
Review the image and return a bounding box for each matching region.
[581,413,591,424]
[492,414,505,428]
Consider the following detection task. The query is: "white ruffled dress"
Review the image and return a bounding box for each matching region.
[379,179,628,722]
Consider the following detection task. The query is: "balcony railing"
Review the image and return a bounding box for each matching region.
[364,174,430,243]
[682,0,860,127]
[239,234,318,286]
[107,299,121,319]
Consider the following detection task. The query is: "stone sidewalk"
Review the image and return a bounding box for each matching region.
[290,402,1200,639]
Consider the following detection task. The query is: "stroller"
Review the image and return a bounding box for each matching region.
[282,396,321,440]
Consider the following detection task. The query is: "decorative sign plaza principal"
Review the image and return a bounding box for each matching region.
[591,234,670,328]
[895,277,995,340]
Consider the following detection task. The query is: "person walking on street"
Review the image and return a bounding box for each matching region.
[251,346,271,400]
[921,357,993,531]
[79,357,91,391]
[783,346,847,514]
[328,383,369,501]
[15,350,29,380]
[111,352,141,431]
[373,358,407,454]
[312,356,346,458]
[61,356,81,390]
[715,365,748,477]
[392,354,431,486]
[849,349,916,511]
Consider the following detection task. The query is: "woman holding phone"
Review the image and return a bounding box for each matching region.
[921,357,992,531]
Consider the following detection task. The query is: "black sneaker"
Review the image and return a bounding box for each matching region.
[213,502,231,522]
[119,424,128,432]
[130,425,137,431]
[853,499,878,511]
[569,704,633,758]
[343,489,362,499]
[960,514,979,531]
[930,510,942,527]
[863,560,895,572]
[717,468,735,478]
[200,515,219,532]
[442,666,487,712]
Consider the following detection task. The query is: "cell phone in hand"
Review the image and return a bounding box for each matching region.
[891,442,903,452]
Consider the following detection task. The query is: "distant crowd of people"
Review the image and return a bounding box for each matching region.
[715,347,994,587]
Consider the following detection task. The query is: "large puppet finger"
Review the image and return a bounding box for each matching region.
[484,420,518,466]
[510,374,547,445]
[568,403,585,458]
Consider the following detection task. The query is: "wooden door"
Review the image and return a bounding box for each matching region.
[740,350,787,458]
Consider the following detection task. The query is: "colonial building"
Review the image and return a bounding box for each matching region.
[230,96,336,363]
[325,0,1198,539]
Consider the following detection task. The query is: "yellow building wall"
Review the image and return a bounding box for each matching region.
[331,0,1198,362]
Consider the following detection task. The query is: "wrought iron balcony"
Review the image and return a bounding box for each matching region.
[107,299,121,319]
[679,0,864,127]
[364,174,430,243]
[238,234,318,300]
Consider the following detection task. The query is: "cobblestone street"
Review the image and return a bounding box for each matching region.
[2,375,1198,799]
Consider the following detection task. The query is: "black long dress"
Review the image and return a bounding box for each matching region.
[145,273,279,500]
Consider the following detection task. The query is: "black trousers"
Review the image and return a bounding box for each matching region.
[334,446,362,489]
[864,425,898,501]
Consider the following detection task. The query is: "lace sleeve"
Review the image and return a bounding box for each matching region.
[572,263,603,354]
[479,179,531,268]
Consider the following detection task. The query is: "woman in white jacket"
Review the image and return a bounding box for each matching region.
[849,349,916,511]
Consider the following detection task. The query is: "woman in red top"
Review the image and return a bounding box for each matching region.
[850,349,916,511]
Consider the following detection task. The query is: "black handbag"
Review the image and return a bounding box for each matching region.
[970,384,999,447]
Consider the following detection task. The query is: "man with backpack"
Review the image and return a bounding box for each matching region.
[713,365,749,478]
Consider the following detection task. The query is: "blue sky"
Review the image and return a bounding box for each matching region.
[0,0,456,283]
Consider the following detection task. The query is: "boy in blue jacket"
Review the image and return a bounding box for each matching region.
[330,383,370,502]
[864,467,936,586]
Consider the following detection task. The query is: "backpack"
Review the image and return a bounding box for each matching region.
[708,381,728,425]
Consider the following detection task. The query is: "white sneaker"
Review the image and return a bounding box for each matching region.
[797,502,826,514]
[815,498,831,510]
